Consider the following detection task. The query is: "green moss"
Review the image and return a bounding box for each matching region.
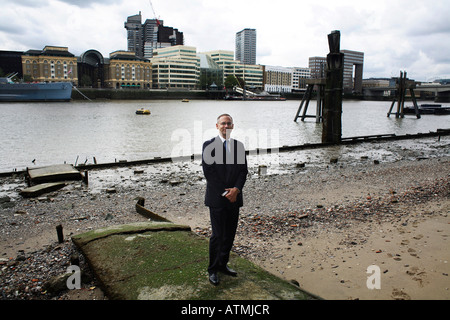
[73,223,321,300]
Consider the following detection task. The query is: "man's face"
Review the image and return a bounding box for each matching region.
[216,116,234,139]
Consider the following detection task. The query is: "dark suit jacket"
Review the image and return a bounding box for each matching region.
[202,136,248,208]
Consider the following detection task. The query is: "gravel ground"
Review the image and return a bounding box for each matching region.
[0,137,449,300]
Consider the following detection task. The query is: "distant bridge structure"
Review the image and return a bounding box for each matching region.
[414,84,450,93]
[364,83,450,94]
[363,82,450,102]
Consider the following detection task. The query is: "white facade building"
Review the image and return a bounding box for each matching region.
[203,50,263,89]
[292,67,311,91]
[151,45,200,89]
[264,66,311,93]
[264,66,293,93]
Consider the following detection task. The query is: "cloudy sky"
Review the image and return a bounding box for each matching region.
[1,0,450,81]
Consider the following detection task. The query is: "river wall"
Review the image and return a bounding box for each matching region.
[71,88,359,101]
[72,88,445,102]
[71,88,213,100]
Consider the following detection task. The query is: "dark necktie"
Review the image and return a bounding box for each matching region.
[223,140,227,165]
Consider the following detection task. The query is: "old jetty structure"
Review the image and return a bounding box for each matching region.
[387,71,421,119]
[294,30,344,144]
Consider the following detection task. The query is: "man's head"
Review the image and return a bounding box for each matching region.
[216,114,234,139]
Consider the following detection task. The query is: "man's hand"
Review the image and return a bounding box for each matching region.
[225,188,239,203]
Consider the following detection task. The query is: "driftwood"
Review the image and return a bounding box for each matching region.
[135,197,171,222]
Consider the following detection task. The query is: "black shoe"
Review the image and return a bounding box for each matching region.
[220,265,237,277]
[209,272,219,286]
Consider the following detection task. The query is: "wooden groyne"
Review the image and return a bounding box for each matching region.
[1,129,449,178]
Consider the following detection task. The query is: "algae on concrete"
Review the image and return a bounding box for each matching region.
[72,221,321,300]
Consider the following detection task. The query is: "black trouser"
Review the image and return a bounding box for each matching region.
[208,205,239,273]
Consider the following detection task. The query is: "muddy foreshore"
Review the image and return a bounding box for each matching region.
[0,137,449,300]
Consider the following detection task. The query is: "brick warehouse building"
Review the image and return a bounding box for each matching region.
[1,46,152,90]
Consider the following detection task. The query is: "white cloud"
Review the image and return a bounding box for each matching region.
[0,0,449,81]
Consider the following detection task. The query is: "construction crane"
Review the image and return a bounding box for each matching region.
[149,0,161,26]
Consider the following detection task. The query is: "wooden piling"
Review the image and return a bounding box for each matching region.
[322,30,344,144]
[409,88,421,119]
[136,197,145,207]
[56,224,64,243]
[82,170,89,185]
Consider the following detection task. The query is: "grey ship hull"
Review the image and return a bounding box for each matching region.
[0,82,72,102]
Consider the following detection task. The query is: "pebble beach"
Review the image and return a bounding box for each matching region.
[0,137,449,300]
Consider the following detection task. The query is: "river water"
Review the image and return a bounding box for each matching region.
[0,99,449,173]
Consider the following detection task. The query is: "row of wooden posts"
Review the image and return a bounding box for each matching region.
[294,69,422,141]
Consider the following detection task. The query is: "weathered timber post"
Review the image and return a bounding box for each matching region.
[82,170,89,185]
[56,224,64,243]
[409,87,421,119]
[322,30,344,144]
[398,71,406,118]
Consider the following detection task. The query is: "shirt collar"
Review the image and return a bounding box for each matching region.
[218,135,230,143]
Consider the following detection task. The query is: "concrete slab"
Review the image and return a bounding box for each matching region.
[27,164,82,183]
[72,221,321,300]
[20,182,66,198]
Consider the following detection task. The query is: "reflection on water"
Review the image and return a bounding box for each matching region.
[0,99,448,172]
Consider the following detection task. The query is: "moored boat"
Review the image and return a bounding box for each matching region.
[136,108,151,115]
[0,75,72,102]
[404,104,450,115]
[224,90,286,101]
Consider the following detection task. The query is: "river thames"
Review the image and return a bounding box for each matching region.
[0,99,449,173]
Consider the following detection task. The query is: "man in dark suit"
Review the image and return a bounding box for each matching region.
[202,114,248,285]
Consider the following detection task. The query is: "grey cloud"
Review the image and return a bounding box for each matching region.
[0,22,24,35]
[408,20,450,38]
[56,0,123,8]
[12,0,50,8]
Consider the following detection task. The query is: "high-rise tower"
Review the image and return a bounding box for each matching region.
[235,28,256,65]
[125,13,184,59]
[124,12,144,58]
